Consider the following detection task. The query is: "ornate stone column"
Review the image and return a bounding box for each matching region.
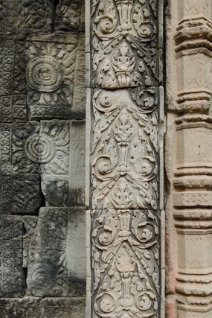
[166,0,212,317]
[86,1,164,317]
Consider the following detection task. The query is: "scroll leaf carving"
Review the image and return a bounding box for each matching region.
[92,209,160,318]
[90,1,161,317]
[91,0,158,88]
[91,90,159,211]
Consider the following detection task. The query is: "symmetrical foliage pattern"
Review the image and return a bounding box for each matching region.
[92,89,159,211]
[89,1,162,317]
[92,209,160,318]
[91,0,158,89]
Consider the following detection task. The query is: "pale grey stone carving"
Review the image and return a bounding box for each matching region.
[88,1,163,318]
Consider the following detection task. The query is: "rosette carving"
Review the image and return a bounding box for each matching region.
[12,121,70,174]
[27,262,55,296]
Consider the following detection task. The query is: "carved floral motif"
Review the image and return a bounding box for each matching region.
[92,89,159,210]
[12,121,70,174]
[92,209,160,318]
[91,0,158,88]
[90,1,161,317]
[26,36,79,119]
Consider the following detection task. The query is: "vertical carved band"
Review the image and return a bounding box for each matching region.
[87,1,163,318]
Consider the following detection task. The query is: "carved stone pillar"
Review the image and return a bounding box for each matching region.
[86,1,164,317]
[166,0,212,317]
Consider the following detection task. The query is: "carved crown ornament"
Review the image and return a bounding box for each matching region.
[92,208,160,318]
[91,0,159,88]
[91,89,159,211]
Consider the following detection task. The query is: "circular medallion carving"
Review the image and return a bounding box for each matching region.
[27,262,55,296]
[95,293,116,315]
[27,57,62,92]
[25,133,55,163]
[136,293,154,312]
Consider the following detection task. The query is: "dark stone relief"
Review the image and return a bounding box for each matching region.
[55,0,85,32]
[0,217,24,297]
[0,0,53,36]
[0,297,85,318]
[0,0,86,317]
[26,34,85,120]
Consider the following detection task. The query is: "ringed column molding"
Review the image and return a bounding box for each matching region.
[86,1,165,318]
[166,0,212,317]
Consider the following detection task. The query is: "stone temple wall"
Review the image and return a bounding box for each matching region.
[0,0,86,317]
[0,1,211,318]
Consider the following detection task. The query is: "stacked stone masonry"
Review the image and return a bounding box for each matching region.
[0,0,86,317]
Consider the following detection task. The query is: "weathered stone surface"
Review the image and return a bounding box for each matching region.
[12,120,70,174]
[90,0,159,89]
[165,0,212,316]
[66,207,86,294]
[91,89,159,211]
[0,0,86,316]
[0,217,24,297]
[175,116,212,175]
[22,216,38,268]
[41,175,69,207]
[0,297,86,318]
[26,34,85,120]
[0,0,52,35]
[0,119,85,209]
[69,121,85,206]
[0,174,41,215]
[27,207,69,297]
[55,0,85,32]
[91,209,161,318]
[27,207,86,297]
[0,39,26,123]
[88,1,163,317]
[40,121,85,207]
